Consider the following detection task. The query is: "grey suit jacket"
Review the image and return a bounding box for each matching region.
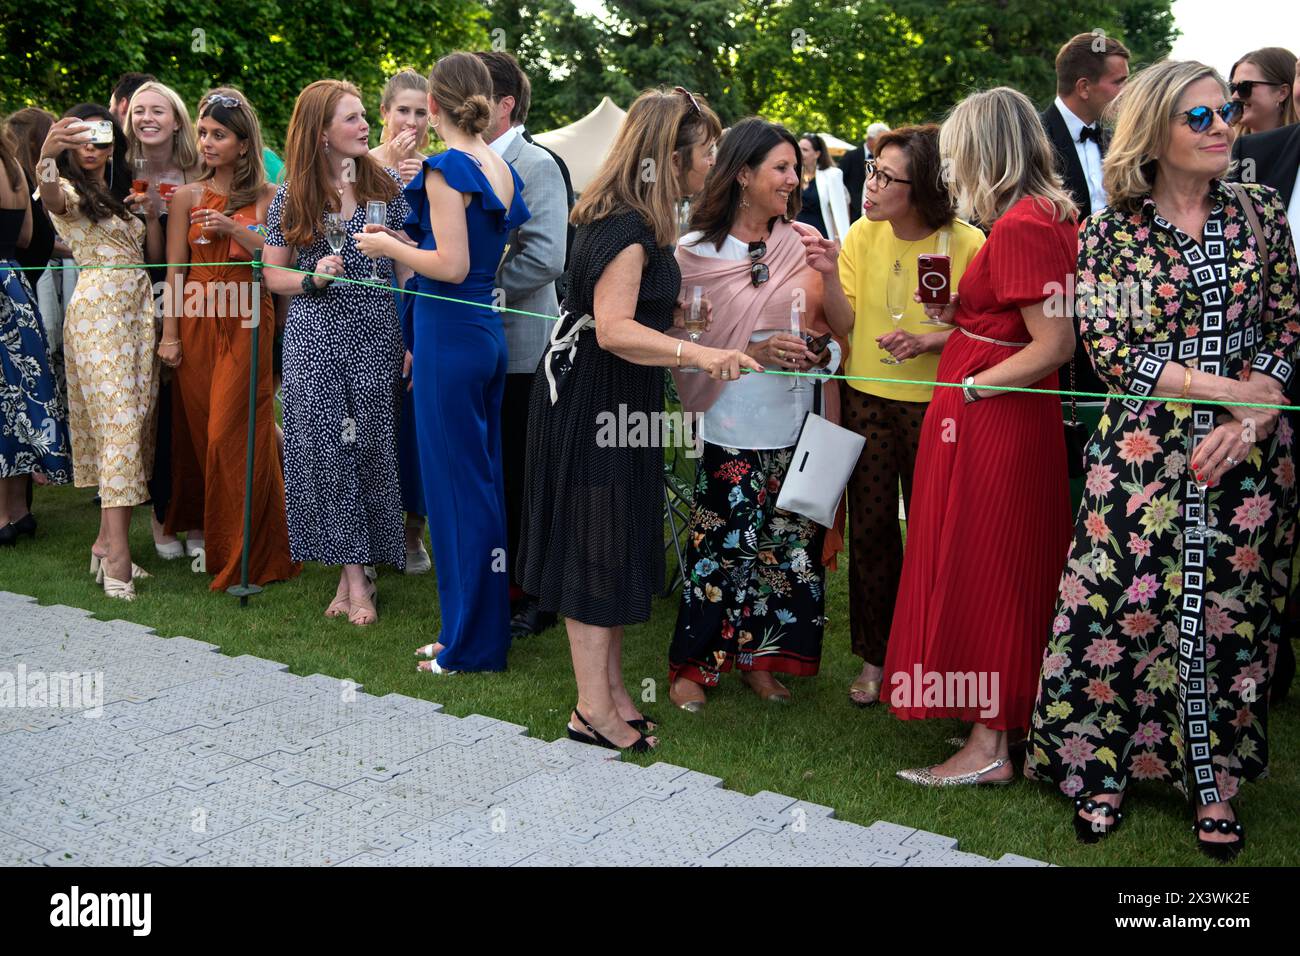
[499,134,566,374]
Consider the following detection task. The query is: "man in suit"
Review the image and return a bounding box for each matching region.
[1041,33,1130,401]
[839,122,889,223]
[476,51,568,639]
[1231,109,1300,703]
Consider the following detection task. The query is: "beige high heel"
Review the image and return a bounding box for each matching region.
[102,573,137,601]
[90,551,151,582]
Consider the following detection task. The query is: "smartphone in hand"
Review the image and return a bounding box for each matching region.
[917,254,951,305]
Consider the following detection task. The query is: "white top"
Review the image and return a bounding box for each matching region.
[488,124,524,157]
[1288,168,1300,249]
[1055,96,1107,214]
[680,231,842,450]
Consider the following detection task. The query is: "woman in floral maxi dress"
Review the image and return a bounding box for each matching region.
[1025,61,1299,860]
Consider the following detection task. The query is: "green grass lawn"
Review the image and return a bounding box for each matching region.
[3,482,1297,866]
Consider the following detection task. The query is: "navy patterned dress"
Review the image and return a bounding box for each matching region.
[1,207,71,484]
[264,173,410,567]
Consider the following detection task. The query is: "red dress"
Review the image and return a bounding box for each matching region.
[883,197,1077,731]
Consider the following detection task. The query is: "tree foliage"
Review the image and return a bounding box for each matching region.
[2,1,1178,147]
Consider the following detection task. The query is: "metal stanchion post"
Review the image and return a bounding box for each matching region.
[227,246,265,607]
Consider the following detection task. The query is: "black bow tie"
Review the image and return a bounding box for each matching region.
[1079,124,1101,144]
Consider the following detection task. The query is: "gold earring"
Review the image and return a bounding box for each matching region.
[740,182,750,209]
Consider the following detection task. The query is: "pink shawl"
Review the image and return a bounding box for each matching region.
[670,219,831,416]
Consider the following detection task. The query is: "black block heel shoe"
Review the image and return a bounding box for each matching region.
[566,708,655,754]
[1073,796,1124,843]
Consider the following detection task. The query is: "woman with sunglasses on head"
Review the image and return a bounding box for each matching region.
[664,118,844,712]
[795,133,850,242]
[124,80,200,561]
[156,88,299,596]
[518,87,757,751]
[1025,62,1298,861]
[1229,47,1297,136]
[826,125,986,707]
[38,105,164,599]
[263,80,411,627]
[883,88,1079,787]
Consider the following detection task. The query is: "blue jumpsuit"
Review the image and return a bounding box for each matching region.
[402,149,531,671]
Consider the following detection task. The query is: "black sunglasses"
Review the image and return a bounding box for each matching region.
[1229,80,1282,99]
[1177,101,1243,133]
[748,240,769,287]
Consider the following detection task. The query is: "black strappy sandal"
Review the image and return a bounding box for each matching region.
[566,708,655,753]
[626,713,658,733]
[1073,796,1124,843]
[1193,806,1245,862]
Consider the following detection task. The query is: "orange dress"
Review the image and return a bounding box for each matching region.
[166,185,299,590]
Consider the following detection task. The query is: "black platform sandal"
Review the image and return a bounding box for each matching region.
[566,708,655,753]
[1073,796,1124,843]
[1193,807,1245,862]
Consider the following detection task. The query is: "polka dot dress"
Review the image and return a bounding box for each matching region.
[264,171,409,567]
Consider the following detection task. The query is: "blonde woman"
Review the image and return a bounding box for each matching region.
[884,88,1079,787]
[517,87,757,752]
[1025,61,1298,860]
[125,80,200,559]
[369,69,429,184]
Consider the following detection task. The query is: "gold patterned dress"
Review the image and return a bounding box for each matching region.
[48,179,158,507]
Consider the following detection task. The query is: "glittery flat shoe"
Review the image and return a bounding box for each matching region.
[896,757,1012,787]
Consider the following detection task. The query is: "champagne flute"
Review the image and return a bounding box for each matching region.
[192,204,211,245]
[788,305,808,392]
[324,212,347,256]
[684,286,706,342]
[130,158,149,217]
[365,200,387,281]
[881,263,907,365]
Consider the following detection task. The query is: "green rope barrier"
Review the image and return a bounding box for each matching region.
[7,258,1298,412]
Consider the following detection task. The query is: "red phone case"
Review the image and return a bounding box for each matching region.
[917,254,951,305]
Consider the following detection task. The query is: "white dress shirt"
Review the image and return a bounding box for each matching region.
[679,231,842,450]
[1055,96,1106,214]
[488,124,523,157]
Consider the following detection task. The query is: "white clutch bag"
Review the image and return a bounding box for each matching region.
[776,388,865,528]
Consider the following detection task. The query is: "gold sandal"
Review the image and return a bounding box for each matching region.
[849,678,881,707]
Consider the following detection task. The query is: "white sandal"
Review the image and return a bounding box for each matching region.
[91,552,151,582]
[414,643,443,659]
[416,659,455,675]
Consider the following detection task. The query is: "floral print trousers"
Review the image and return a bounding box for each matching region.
[668,442,825,687]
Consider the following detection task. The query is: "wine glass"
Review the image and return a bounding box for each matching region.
[365,200,387,281]
[788,305,808,392]
[881,263,907,365]
[130,158,150,217]
[324,212,347,256]
[684,286,706,342]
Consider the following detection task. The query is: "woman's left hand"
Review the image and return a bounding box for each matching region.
[192,206,237,237]
[353,225,396,258]
[1190,420,1254,488]
[877,329,928,361]
[125,191,157,220]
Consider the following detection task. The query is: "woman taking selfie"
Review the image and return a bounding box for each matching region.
[39,105,164,599]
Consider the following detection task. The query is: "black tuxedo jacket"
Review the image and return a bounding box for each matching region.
[838,145,867,223]
[1231,121,1300,207]
[1041,102,1110,400]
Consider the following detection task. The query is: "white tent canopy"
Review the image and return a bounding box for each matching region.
[534,96,627,193]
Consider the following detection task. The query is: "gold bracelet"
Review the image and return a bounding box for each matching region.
[159,339,181,347]
[676,340,684,368]
[1180,366,1193,401]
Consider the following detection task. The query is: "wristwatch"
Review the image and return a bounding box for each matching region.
[961,375,981,403]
